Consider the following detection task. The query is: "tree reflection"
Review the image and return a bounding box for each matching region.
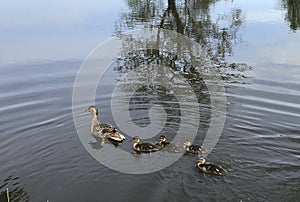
[282,0,300,31]
[112,48,212,143]
[116,0,251,79]
[108,0,247,143]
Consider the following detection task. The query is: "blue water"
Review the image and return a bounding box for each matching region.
[0,0,299,201]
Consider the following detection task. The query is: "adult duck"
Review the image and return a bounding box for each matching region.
[84,106,125,142]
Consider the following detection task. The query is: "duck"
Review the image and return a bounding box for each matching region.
[101,127,126,142]
[183,140,208,154]
[84,106,125,142]
[156,135,183,153]
[130,136,161,153]
[156,135,169,147]
[196,157,227,176]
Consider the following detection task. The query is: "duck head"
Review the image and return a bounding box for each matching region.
[183,140,191,147]
[197,157,206,165]
[130,136,141,143]
[157,135,167,143]
[84,106,98,115]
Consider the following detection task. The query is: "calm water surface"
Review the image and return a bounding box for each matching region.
[0,0,300,201]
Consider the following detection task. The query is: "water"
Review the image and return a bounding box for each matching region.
[1,0,300,201]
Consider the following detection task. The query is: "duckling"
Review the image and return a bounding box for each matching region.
[156,135,169,147]
[183,140,208,154]
[130,136,161,153]
[101,128,125,142]
[156,135,183,153]
[197,157,227,176]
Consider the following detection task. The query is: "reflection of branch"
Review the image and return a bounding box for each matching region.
[158,0,184,33]
[116,49,210,104]
[159,9,168,28]
[282,0,300,30]
[118,0,251,80]
[122,0,245,59]
[167,0,184,33]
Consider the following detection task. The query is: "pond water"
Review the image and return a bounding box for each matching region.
[0,0,299,201]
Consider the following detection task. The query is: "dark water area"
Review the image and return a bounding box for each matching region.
[1,0,300,201]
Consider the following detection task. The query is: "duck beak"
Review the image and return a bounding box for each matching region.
[129,138,134,142]
[84,109,89,112]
